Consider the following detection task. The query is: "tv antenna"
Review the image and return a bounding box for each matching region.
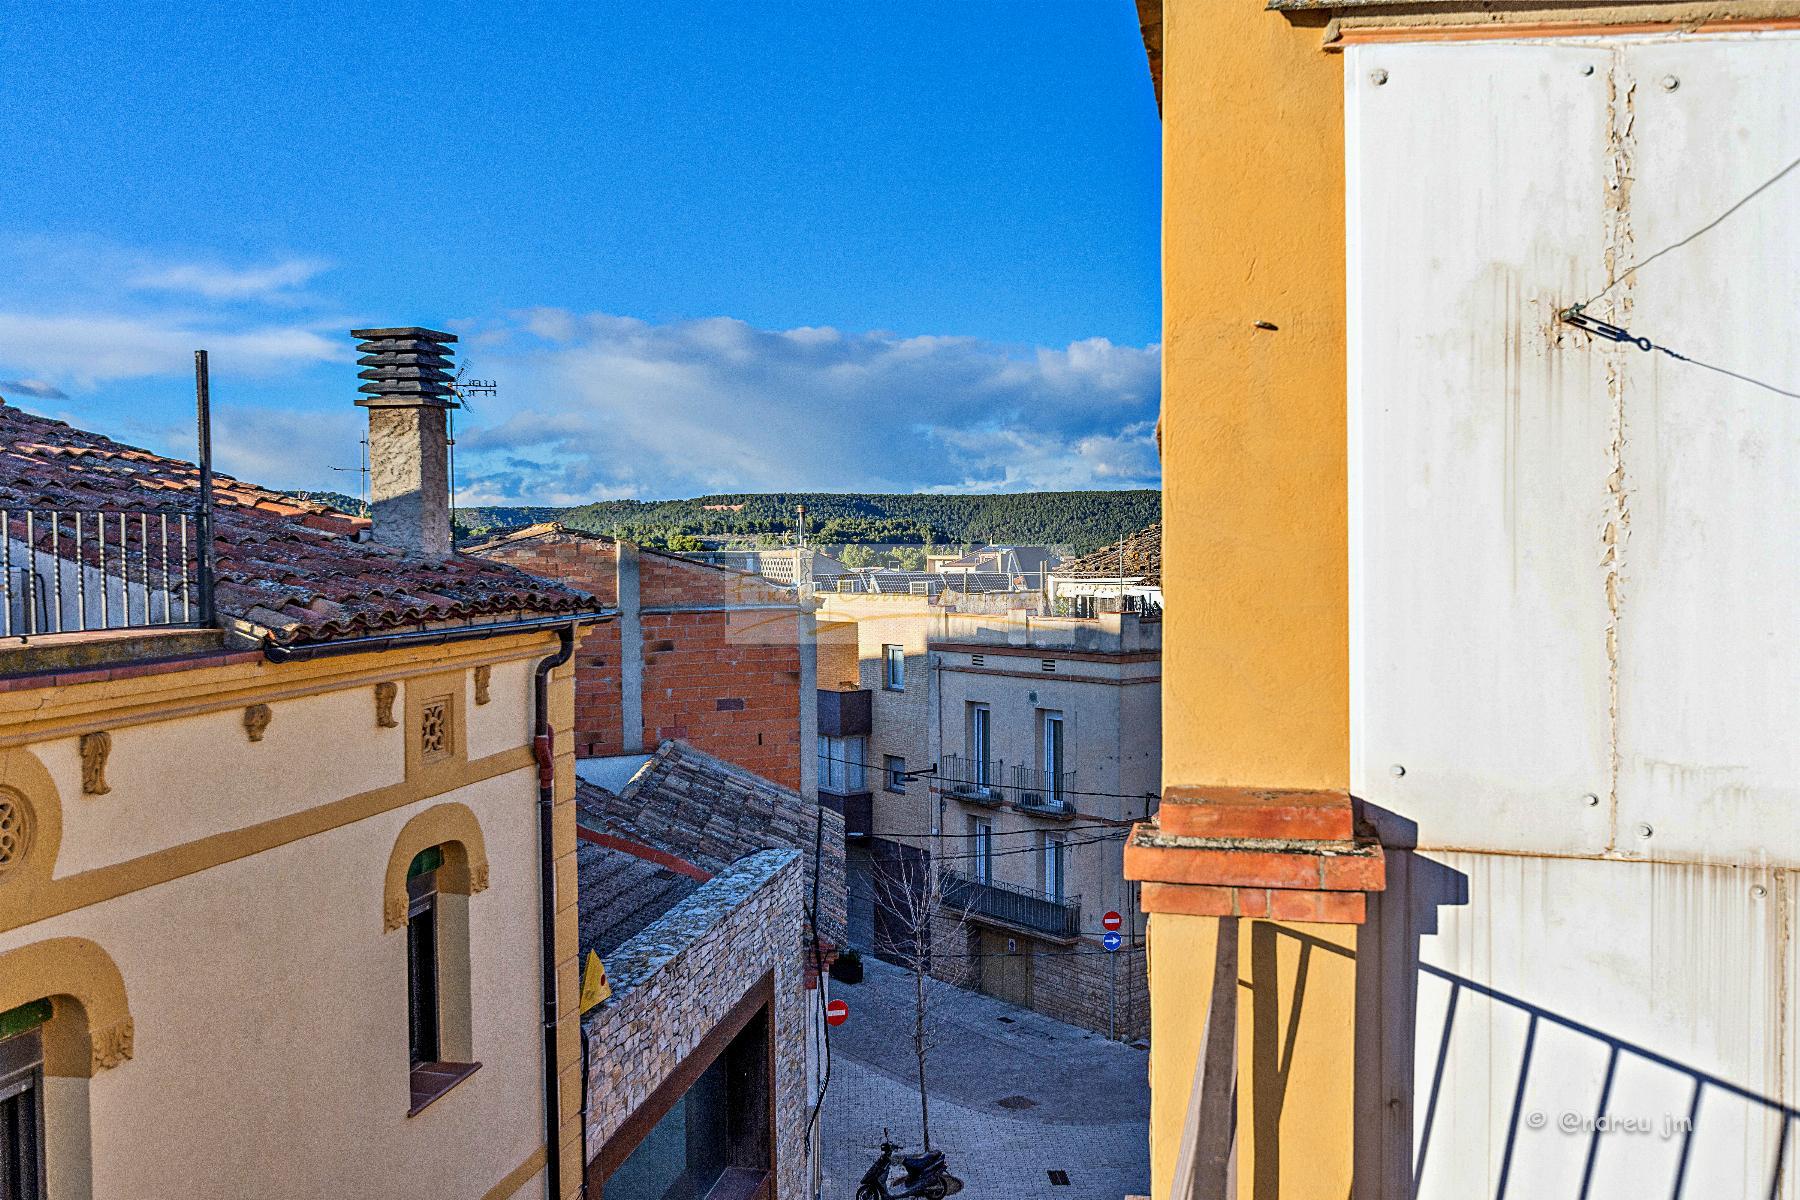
[445,362,499,526]
[328,434,370,517]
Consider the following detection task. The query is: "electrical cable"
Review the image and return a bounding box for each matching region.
[803,805,832,1149]
[816,751,1158,805]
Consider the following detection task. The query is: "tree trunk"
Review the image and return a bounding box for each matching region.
[914,961,932,1150]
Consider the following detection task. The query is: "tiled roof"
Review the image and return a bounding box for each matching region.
[576,838,702,959]
[0,398,595,645]
[575,739,846,948]
[1052,522,1162,586]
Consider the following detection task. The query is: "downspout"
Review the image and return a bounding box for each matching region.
[534,622,579,1200]
[261,610,614,1197]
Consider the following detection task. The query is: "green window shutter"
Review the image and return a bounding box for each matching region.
[0,997,52,1040]
[408,845,445,879]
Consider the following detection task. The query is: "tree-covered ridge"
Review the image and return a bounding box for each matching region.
[290,487,1159,555]
[541,490,1158,554]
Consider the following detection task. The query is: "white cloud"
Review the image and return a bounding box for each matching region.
[129,257,329,300]
[450,310,1160,503]
[0,312,339,388]
[0,377,68,400]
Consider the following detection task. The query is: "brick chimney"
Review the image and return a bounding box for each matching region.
[352,327,459,557]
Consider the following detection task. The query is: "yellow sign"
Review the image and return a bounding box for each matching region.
[579,949,612,1013]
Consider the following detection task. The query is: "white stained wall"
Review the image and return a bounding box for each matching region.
[1346,32,1800,1198]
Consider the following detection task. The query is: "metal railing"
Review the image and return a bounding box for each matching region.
[939,753,1005,804]
[2,507,210,638]
[941,869,1081,941]
[939,754,1076,815]
[1010,764,1076,815]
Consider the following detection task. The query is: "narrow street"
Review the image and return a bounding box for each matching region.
[822,958,1150,1200]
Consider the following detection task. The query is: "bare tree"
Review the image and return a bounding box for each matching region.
[869,853,976,1152]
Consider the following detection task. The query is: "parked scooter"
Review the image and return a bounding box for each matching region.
[856,1130,962,1200]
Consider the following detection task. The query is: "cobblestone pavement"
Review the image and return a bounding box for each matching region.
[821,958,1150,1200]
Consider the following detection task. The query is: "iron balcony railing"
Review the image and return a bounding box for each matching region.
[939,754,1076,816]
[941,869,1081,941]
[2,507,211,639]
[939,753,1005,804]
[1010,764,1076,816]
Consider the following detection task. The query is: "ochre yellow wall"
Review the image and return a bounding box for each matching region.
[1147,914,1359,1200]
[1159,0,1348,792]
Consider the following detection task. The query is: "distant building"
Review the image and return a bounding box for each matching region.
[466,525,818,795]
[815,593,1160,1039]
[1046,523,1161,614]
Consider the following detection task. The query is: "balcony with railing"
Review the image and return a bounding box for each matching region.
[3,506,211,639]
[938,753,1076,817]
[938,752,1005,807]
[1008,764,1076,818]
[941,869,1081,942]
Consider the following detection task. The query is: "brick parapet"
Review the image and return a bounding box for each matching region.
[1124,788,1384,925]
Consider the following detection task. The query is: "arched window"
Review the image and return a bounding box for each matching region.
[0,938,132,1200]
[383,806,488,1114]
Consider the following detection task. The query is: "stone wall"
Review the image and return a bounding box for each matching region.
[582,849,809,1199]
[931,922,1149,1042]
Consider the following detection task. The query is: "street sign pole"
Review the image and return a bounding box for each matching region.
[1101,915,1124,1041]
[1109,948,1117,1040]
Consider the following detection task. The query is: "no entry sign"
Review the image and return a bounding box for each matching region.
[1101,910,1123,932]
[825,999,849,1027]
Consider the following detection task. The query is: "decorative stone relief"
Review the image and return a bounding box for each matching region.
[473,665,492,706]
[0,791,31,875]
[384,894,409,933]
[420,696,450,763]
[91,1017,134,1071]
[243,704,272,742]
[78,732,112,796]
[469,862,490,893]
[375,681,398,728]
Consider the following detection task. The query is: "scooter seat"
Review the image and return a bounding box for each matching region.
[901,1152,944,1175]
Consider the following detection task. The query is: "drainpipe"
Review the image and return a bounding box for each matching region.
[534,622,579,1200]
[262,611,613,1197]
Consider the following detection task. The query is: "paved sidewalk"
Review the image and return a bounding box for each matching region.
[821,958,1150,1200]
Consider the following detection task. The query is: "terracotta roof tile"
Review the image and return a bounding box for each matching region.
[0,397,596,644]
[1052,521,1162,586]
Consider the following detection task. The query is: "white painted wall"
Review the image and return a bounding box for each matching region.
[1347,31,1800,1198]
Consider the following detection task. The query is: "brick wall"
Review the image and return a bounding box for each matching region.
[471,529,805,789]
[641,608,802,790]
[582,850,809,1199]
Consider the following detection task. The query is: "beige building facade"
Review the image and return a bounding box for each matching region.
[816,593,1160,1037]
[1,635,584,1199]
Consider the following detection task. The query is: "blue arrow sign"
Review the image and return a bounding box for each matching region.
[1102,932,1122,952]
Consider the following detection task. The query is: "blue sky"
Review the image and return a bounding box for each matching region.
[0,2,1161,502]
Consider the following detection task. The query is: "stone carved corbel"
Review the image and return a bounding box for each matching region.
[375,681,398,728]
[384,894,409,932]
[91,1017,134,1071]
[243,704,272,742]
[79,732,112,796]
[473,665,492,706]
[469,862,490,893]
